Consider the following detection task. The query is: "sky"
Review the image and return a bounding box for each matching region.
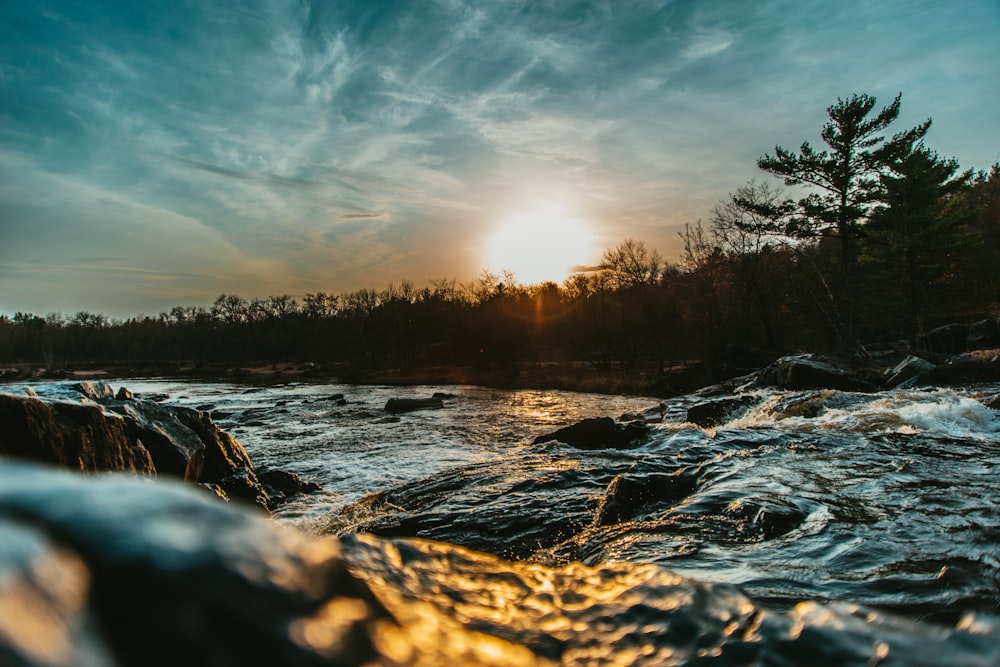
[1,0,998,319]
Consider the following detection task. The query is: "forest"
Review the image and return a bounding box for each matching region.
[2,94,998,392]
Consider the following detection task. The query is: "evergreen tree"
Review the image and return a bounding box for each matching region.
[859,146,975,341]
[758,93,930,263]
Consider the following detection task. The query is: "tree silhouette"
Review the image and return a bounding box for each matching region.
[758,93,930,263]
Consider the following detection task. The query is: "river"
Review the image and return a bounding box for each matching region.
[12,377,1000,661]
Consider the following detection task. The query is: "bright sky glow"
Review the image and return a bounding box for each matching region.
[1,1,998,317]
[485,202,597,285]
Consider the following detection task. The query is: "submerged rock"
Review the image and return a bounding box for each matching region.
[1,460,996,667]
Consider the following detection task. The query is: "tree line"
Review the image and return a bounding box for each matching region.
[2,93,998,383]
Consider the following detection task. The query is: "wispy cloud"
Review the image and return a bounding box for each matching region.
[2,0,998,316]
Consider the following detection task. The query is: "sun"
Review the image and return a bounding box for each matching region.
[484,202,596,285]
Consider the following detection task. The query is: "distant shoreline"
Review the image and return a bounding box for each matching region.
[0,359,724,398]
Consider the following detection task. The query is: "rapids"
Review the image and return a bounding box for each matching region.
[12,378,1000,651]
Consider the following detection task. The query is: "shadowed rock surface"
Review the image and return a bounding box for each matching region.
[0,383,319,511]
[532,417,650,450]
[1,461,997,667]
[384,396,446,414]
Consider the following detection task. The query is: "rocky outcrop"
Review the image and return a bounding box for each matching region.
[755,355,875,392]
[0,382,318,511]
[686,395,762,427]
[532,417,650,450]
[0,393,155,475]
[884,355,938,388]
[2,460,995,667]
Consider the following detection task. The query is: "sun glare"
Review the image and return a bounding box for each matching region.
[484,203,596,285]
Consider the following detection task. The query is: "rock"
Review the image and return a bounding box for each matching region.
[755,355,874,392]
[384,396,445,414]
[532,417,650,450]
[929,354,1000,385]
[884,355,938,388]
[968,318,1000,349]
[105,399,206,482]
[686,395,761,427]
[619,403,665,423]
[0,388,276,510]
[0,393,155,475]
[0,461,397,667]
[70,380,116,402]
[258,469,322,503]
[986,395,1000,410]
[3,460,994,667]
[919,323,970,353]
[592,469,700,526]
[115,386,134,400]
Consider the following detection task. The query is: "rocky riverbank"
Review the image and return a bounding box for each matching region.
[0,380,318,511]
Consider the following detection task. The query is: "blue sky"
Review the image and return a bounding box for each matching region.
[2,0,998,317]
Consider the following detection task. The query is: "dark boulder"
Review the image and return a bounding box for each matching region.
[0,393,155,475]
[755,355,874,392]
[686,395,762,428]
[986,395,1000,410]
[928,354,1000,385]
[968,318,1000,349]
[884,355,938,388]
[532,417,650,450]
[918,323,970,354]
[258,469,322,503]
[384,396,445,414]
[105,399,206,482]
[70,380,116,402]
[0,387,285,511]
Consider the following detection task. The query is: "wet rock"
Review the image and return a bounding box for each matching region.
[532,417,650,450]
[3,461,995,667]
[0,388,279,510]
[258,469,322,503]
[722,497,808,540]
[331,454,624,560]
[324,393,348,406]
[619,403,665,423]
[593,469,700,526]
[115,386,134,401]
[384,396,445,414]
[885,355,938,388]
[986,395,1000,411]
[686,395,761,427]
[0,461,398,667]
[755,355,874,392]
[0,394,155,475]
[105,399,206,482]
[70,380,116,402]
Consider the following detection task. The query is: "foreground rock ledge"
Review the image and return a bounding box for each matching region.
[1,461,996,667]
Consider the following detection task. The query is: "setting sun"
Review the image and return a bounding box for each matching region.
[484,202,597,285]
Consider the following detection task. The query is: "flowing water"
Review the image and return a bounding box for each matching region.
[12,378,1000,659]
